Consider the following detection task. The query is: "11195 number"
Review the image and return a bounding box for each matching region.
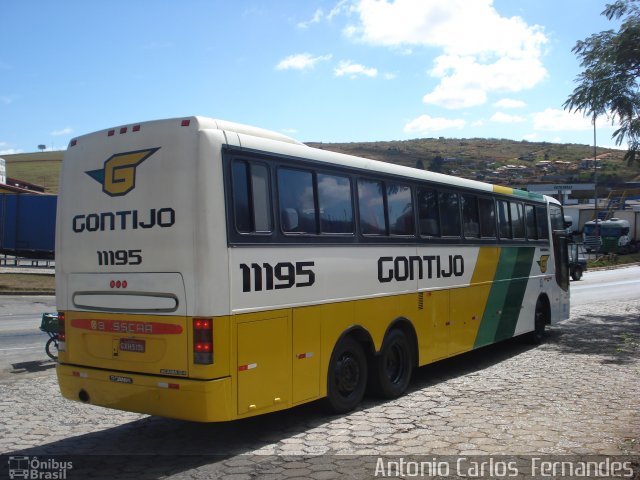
[97,249,142,266]
[240,261,315,292]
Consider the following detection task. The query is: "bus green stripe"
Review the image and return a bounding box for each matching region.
[474,247,535,347]
[494,247,535,341]
[512,188,545,201]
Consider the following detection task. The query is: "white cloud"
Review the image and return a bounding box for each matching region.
[349,0,548,109]
[276,53,332,71]
[494,98,527,109]
[490,112,527,123]
[532,108,613,131]
[50,127,73,136]
[334,60,378,78]
[297,8,324,29]
[0,147,23,155]
[404,114,466,134]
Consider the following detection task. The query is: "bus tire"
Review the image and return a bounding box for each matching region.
[527,297,549,345]
[370,329,413,399]
[326,336,368,413]
[571,267,582,281]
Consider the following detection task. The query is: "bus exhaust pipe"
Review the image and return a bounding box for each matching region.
[78,389,90,403]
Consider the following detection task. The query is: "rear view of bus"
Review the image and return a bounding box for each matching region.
[56,117,238,421]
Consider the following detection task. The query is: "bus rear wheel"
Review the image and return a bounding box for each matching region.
[327,336,368,413]
[370,329,413,399]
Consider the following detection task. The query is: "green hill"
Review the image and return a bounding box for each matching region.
[3,138,638,195]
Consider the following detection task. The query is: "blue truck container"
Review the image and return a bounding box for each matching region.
[0,194,57,259]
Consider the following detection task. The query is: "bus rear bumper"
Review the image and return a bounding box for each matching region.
[56,363,234,422]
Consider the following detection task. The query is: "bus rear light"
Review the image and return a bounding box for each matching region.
[132,125,141,132]
[108,129,115,137]
[70,139,77,147]
[109,280,128,289]
[195,342,212,352]
[120,127,127,134]
[57,312,66,347]
[181,119,191,127]
[193,317,213,364]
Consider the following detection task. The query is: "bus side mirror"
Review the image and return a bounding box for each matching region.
[563,215,573,229]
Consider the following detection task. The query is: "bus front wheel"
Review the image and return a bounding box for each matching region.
[527,298,549,345]
[370,329,413,399]
[327,336,368,413]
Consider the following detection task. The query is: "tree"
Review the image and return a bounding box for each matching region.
[564,0,640,164]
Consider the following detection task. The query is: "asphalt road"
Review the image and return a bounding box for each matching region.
[0,295,56,372]
[571,264,640,304]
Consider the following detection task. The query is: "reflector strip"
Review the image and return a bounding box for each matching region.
[157,382,180,389]
[296,352,314,359]
[238,363,257,372]
[72,371,88,378]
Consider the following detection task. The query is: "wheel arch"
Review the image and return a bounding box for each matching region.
[334,325,376,358]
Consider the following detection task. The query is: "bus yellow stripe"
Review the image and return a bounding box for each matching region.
[493,185,513,195]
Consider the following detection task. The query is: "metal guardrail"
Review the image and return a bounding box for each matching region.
[0,254,55,269]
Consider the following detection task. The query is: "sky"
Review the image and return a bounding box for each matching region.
[0,0,626,155]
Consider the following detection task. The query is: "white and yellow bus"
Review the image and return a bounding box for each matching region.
[55,117,570,422]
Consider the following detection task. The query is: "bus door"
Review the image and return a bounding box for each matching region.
[552,231,570,292]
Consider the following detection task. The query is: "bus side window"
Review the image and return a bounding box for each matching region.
[439,191,461,237]
[358,179,386,235]
[387,183,414,236]
[418,188,440,238]
[478,197,496,238]
[318,173,354,234]
[462,194,480,239]
[536,205,549,239]
[511,202,525,239]
[549,204,564,231]
[497,200,511,239]
[232,160,272,234]
[525,204,537,240]
[278,168,317,234]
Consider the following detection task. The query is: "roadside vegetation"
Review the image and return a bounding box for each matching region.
[0,274,55,293]
[587,251,640,269]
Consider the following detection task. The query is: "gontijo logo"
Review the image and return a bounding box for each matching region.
[86,147,160,197]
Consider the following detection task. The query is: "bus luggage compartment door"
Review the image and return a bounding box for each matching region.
[236,314,291,415]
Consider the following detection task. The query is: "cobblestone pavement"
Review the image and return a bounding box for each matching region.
[1,299,638,479]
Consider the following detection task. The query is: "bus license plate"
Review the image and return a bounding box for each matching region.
[119,338,146,353]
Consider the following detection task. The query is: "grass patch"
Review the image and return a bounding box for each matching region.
[0,273,55,293]
[587,252,640,269]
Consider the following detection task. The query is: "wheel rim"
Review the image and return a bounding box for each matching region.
[335,352,361,396]
[384,343,405,384]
